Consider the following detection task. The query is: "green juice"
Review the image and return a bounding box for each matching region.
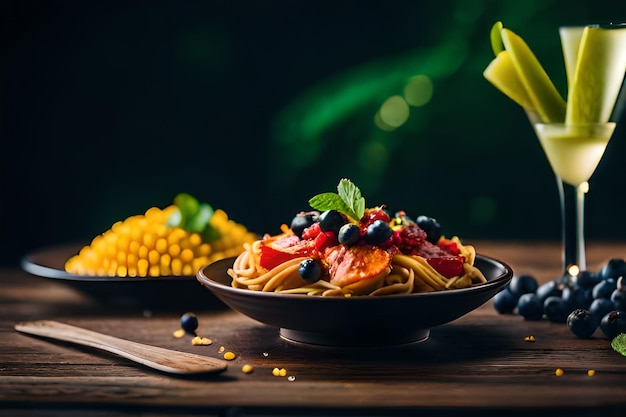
[534,123,616,187]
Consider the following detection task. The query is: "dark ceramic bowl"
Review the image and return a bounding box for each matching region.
[21,244,223,310]
[197,255,513,347]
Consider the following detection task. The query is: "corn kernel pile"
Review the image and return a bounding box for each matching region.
[65,204,256,277]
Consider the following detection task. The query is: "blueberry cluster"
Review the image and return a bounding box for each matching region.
[291,209,397,281]
[290,209,442,282]
[493,258,626,339]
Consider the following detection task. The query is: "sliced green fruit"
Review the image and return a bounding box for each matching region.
[500,28,566,123]
[490,21,504,56]
[483,51,535,111]
[566,25,626,124]
[559,26,585,87]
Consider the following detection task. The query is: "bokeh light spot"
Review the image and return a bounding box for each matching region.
[404,75,433,107]
[374,110,396,131]
[378,95,410,128]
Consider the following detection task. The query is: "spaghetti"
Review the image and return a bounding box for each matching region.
[228,236,487,297]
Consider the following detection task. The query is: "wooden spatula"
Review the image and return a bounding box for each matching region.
[14,320,228,375]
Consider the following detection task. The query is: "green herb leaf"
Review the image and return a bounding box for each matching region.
[308,179,365,221]
[337,178,365,220]
[308,193,350,213]
[188,203,214,233]
[168,193,221,242]
[611,333,626,356]
[173,193,200,229]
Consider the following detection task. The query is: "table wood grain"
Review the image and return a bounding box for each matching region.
[2,241,626,416]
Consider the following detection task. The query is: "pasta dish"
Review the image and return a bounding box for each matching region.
[228,179,486,296]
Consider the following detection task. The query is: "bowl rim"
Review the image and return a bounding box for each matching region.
[21,243,194,282]
[197,254,513,301]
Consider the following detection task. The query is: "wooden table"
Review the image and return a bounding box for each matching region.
[2,241,626,416]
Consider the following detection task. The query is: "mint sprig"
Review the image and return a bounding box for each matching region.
[308,178,366,222]
[612,333,626,356]
[167,193,221,242]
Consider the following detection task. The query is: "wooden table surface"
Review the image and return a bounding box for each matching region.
[2,241,626,416]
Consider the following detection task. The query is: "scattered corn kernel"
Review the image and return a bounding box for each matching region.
[223,351,236,360]
[242,364,254,374]
[218,346,225,353]
[587,369,596,377]
[555,368,564,377]
[172,328,185,338]
[524,335,536,342]
[191,336,213,346]
[271,367,287,377]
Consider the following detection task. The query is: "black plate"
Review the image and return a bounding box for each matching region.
[21,244,224,310]
[197,255,513,347]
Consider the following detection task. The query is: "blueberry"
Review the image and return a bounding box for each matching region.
[509,275,538,296]
[365,220,393,245]
[589,298,615,323]
[493,287,519,314]
[536,280,562,303]
[517,293,543,320]
[290,211,318,238]
[567,309,597,338]
[576,270,601,289]
[544,296,569,323]
[298,258,322,282]
[338,223,360,246]
[599,310,626,339]
[562,285,590,310]
[592,278,617,300]
[318,210,346,235]
[415,215,442,244]
[181,312,199,334]
[610,288,626,310]
[599,258,626,280]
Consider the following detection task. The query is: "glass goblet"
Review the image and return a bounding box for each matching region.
[532,122,616,273]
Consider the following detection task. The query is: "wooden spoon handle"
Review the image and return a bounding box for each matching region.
[14,320,227,375]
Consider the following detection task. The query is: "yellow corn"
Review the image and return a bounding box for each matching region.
[65,206,256,277]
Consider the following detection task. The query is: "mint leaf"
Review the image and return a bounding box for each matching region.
[337,178,365,220]
[309,193,347,211]
[308,179,365,221]
[612,333,626,356]
[188,203,214,233]
[173,193,200,229]
[169,193,221,242]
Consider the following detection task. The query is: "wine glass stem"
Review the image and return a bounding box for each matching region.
[576,184,587,271]
[558,176,587,273]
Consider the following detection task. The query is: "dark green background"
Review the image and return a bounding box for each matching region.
[2,0,626,266]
